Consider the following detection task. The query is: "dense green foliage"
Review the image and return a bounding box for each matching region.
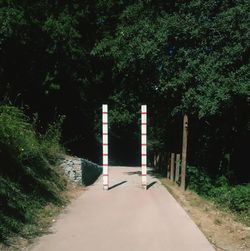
[0,105,66,241]
[1,0,249,181]
[91,0,250,181]
[0,0,249,227]
[187,166,250,225]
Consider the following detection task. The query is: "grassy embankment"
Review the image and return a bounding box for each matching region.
[0,105,93,247]
[0,104,69,244]
[160,178,250,251]
[186,166,250,226]
[156,164,250,226]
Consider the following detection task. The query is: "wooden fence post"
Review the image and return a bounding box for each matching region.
[167,153,171,179]
[181,114,188,190]
[153,154,157,167]
[170,153,175,181]
[175,154,180,183]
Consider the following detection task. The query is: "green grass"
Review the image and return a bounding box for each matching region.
[214,218,223,225]
[0,105,68,243]
[187,166,250,226]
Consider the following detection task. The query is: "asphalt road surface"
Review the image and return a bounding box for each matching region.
[30,166,215,251]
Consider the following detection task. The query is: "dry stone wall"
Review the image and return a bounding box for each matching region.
[60,156,102,186]
[60,156,82,184]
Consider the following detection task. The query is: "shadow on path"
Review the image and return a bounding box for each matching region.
[109,181,127,190]
[124,171,141,176]
[147,181,157,190]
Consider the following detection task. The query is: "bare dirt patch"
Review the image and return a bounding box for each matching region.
[160,178,250,251]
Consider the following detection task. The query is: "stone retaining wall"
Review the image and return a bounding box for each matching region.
[60,156,102,186]
[60,156,82,183]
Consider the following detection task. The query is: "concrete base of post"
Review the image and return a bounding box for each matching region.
[103,185,109,190]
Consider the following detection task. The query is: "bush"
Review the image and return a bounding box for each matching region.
[226,184,250,213]
[187,165,213,196]
[0,105,67,241]
[187,165,250,225]
[40,116,65,164]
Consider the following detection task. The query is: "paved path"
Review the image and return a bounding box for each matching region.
[30,166,215,251]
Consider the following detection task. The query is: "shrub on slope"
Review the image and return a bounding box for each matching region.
[0,105,67,241]
[187,166,250,225]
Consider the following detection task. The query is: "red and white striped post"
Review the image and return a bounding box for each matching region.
[102,104,109,190]
[141,105,147,189]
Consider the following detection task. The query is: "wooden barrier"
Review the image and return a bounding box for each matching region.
[175,154,180,183]
[181,114,188,190]
[167,153,171,179]
[170,153,175,181]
